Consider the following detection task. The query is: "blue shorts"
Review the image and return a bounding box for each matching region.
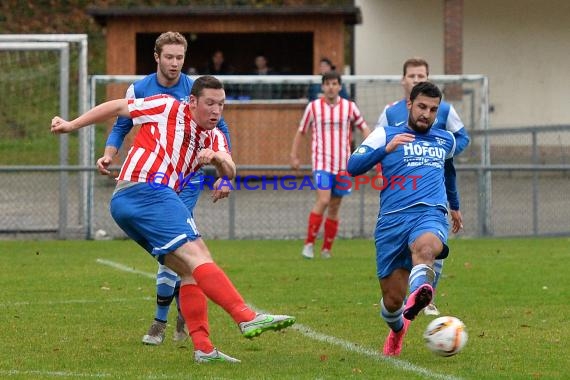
[178,172,204,218]
[374,206,449,279]
[313,170,352,197]
[110,184,200,264]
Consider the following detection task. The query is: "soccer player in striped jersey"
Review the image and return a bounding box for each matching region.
[52,75,295,363]
[376,57,470,316]
[291,71,371,259]
[96,32,232,346]
[348,81,456,356]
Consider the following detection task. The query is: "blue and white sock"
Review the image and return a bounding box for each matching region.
[408,263,435,294]
[380,298,405,332]
[155,264,179,322]
[432,259,444,291]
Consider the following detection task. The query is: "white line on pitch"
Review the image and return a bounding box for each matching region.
[0,297,152,308]
[96,258,463,380]
[95,258,155,278]
[0,369,186,379]
[0,369,111,378]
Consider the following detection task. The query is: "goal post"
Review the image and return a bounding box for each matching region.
[0,34,89,239]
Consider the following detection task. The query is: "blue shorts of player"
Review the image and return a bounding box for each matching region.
[110,183,200,264]
[313,170,352,197]
[374,205,449,279]
[178,172,204,217]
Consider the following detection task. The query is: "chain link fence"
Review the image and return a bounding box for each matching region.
[1,67,569,240]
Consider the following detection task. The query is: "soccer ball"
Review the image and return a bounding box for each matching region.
[423,316,468,357]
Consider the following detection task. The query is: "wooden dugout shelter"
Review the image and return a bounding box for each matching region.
[87,5,362,169]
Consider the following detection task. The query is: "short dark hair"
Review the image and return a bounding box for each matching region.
[191,75,224,97]
[322,70,342,84]
[409,81,442,102]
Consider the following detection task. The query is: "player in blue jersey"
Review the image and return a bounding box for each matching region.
[347,81,456,356]
[376,57,469,316]
[96,32,232,348]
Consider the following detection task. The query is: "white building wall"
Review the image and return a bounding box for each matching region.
[354,0,570,127]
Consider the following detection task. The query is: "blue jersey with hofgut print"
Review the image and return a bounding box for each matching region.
[347,126,456,216]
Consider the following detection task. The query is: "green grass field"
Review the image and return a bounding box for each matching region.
[1,238,568,379]
[0,126,109,165]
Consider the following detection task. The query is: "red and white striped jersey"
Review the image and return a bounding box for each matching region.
[298,97,368,174]
[117,94,230,191]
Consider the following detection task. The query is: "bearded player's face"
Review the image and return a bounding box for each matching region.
[406,94,440,133]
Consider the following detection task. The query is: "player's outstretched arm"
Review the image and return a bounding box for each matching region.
[347,132,414,176]
[51,99,130,134]
[98,89,136,175]
[347,145,385,176]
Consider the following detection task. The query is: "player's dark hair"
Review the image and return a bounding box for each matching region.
[322,70,342,84]
[409,81,442,102]
[191,75,224,97]
[154,31,188,55]
[320,57,336,71]
[403,57,429,77]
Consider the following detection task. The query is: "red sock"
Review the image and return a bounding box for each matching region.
[192,262,256,324]
[179,284,213,352]
[322,218,339,251]
[305,211,324,244]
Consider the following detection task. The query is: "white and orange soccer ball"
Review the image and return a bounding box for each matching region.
[423,316,468,357]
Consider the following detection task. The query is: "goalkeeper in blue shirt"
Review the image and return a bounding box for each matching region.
[375,57,470,316]
[348,81,456,356]
[96,32,233,360]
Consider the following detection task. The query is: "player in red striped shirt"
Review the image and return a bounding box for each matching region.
[290,71,371,259]
[113,93,229,190]
[51,76,295,363]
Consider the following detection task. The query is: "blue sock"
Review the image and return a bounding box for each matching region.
[380,298,405,332]
[408,264,435,294]
[155,264,178,322]
[432,259,444,291]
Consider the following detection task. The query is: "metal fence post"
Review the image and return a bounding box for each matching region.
[58,44,70,239]
[532,131,538,235]
[477,167,485,236]
[228,191,236,239]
